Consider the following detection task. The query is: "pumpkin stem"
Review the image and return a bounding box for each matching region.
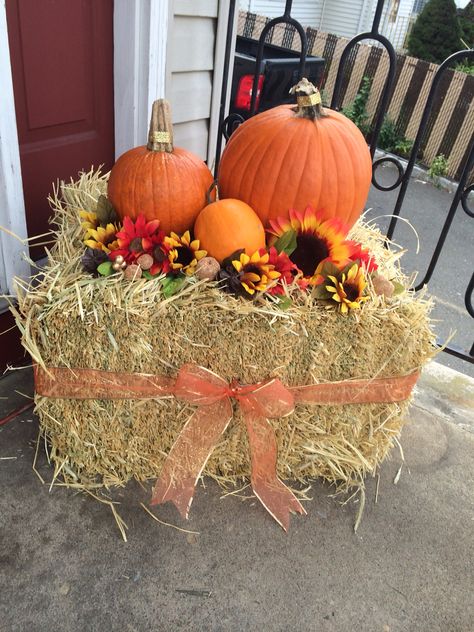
[290,78,326,120]
[206,180,219,205]
[147,99,174,152]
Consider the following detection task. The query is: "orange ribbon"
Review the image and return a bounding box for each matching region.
[34,363,419,531]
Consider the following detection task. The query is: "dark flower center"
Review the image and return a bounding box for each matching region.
[244,264,262,276]
[290,233,330,276]
[153,246,166,262]
[130,237,143,253]
[343,282,359,302]
[176,245,194,267]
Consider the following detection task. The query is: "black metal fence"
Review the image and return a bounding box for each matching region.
[215,0,474,364]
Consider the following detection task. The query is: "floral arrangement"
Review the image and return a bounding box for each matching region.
[80,196,396,312]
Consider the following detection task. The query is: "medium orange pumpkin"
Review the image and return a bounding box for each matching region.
[194,197,266,263]
[108,99,213,235]
[218,79,372,229]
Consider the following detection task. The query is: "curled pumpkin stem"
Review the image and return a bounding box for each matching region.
[290,78,326,121]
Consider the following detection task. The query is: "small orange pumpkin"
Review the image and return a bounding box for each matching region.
[194,197,266,263]
[218,79,372,229]
[108,99,213,235]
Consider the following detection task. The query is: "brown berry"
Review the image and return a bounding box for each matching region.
[372,273,394,298]
[195,257,220,281]
[124,264,142,280]
[137,253,154,270]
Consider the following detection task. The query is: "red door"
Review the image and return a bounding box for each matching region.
[2,0,115,370]
[6,0,115,256]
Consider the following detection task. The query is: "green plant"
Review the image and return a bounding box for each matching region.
[394,138,414,158]
[341,76,372,136]
[377,117,415,158]
[454,61,474,75]
[429,154,448,183]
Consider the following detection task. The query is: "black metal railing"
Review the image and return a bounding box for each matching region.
[216,0,474,364]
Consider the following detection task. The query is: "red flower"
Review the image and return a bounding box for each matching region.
[109,214,169,275]
[259,247,298,295]
[349,243,378,272]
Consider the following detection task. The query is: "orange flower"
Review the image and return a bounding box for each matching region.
[268,206,358,285]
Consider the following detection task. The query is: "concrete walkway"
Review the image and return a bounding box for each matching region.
[0,362,473,632]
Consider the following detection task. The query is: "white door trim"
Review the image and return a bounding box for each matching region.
[113,0,169,158]
[0,2,30,297]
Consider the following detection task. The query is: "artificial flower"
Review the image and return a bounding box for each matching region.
[325,263,369,313]
[268,206,359,285]
[84,223,120,253]
[80,210,99,233]
[81,247,109,274]
[165,231,207,276]
[231,250,280,296]
[110,215,167,275]
[260,247,298,295]
[350,242,378,272]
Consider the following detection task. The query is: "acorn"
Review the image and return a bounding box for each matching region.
[112,255,127,272]
[372,273,394,298]
[123,264,142,281]
[136,253,154,271]
[195,256,220,281]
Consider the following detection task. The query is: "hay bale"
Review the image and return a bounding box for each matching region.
[14,169,435,495]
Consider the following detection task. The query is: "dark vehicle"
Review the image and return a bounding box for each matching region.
[230,35,325,119]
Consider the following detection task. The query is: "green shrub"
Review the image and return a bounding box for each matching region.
[407,0,462,64]
[341,76,372,136]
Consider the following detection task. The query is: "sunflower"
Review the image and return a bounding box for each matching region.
[84,223,120,253]
[325,263,369,313]
[268,206,358,285]
[165,231,207,276]
[111,215,167,274]
[80,210,99,233]
[231,250,280,295]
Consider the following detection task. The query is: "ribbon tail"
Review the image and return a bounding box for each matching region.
[244,411,306,532]
[151,399,232,519]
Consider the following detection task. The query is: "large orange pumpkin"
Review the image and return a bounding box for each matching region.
[194,197,266,262]
[108,99,213,235]
[218,79,372,229]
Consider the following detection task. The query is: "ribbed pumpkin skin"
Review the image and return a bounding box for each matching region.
[218,104,372,229]
[194,198,266,262]
[108,146,214,235]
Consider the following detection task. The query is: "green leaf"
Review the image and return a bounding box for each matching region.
[161,274,186,298]
[96,195,118,226]
[273,230,297,256]
[276,296,293,310]
[392,281,405,296]
[97,261,114,276]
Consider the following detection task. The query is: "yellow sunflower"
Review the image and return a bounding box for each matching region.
[80,210,99,233]
[232,250,280,295]
[268,206,358,285]
[84,223,120,253]
[325,263,369,313]
[165,231,207,276]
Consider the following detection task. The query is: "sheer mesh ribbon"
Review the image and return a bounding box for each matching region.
[34,363,419,531]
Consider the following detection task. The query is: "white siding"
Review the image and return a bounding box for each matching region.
[167,0,235,163]
[242,0,322,27]
[240,0,379,37]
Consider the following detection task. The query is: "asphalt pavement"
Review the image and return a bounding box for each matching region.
[366,164,474,377]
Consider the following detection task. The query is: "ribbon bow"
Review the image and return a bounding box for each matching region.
[151,364,306,531]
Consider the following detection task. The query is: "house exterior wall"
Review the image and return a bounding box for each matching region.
[240,0,376,38]
[167,0,236,165]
